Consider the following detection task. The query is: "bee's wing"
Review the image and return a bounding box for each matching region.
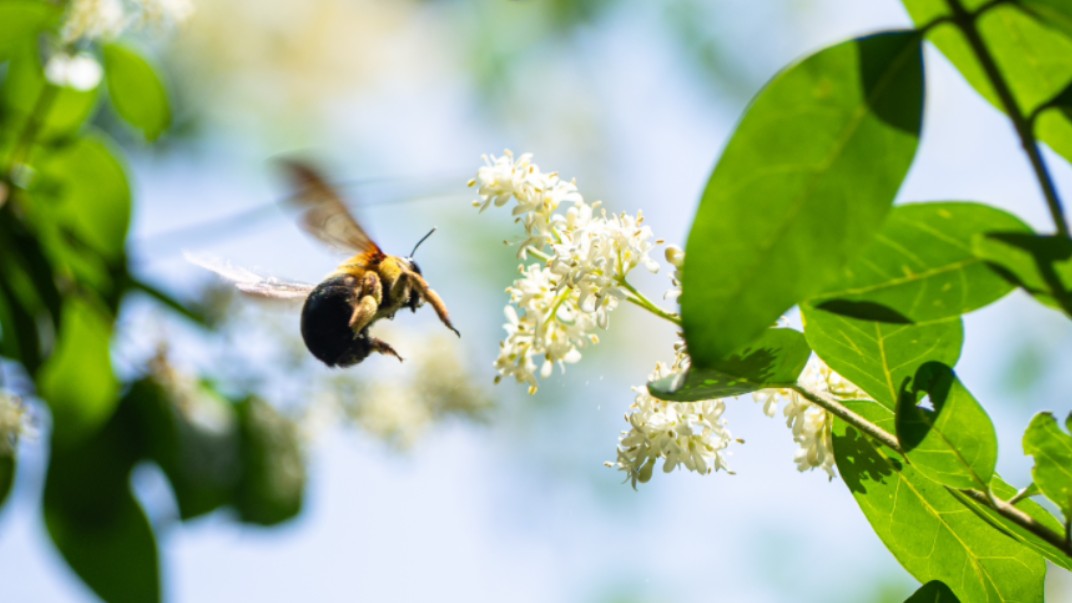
[185,252,315,302]
[279,159,383,255]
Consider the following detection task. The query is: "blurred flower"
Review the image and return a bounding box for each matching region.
[0,392,35,456]
[61,0,194,44]
[472,150,665,393]
[664,245,684,301]
[605,342,732,488]
[61,0,128,43]
[44,52,104,91]
[752,357,867,478]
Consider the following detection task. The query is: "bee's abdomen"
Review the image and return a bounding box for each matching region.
[300,275,371,367]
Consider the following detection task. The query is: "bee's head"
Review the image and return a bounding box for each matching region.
[406,258,423,276]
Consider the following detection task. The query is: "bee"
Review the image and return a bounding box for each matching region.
[188,160,459,367]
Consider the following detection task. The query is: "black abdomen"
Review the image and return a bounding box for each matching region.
[300,275,370,367]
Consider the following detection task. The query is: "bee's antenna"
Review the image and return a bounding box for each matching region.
[409,227,436,258]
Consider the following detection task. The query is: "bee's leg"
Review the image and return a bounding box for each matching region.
[409,273,461,337]
[369,337,403,362]
[349,272,382,332]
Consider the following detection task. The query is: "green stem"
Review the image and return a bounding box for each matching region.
[619,278,681,326]
[789,385,903,453]
[944,0,1069,236]
[6,82,59,179]
[960,488,1072,556]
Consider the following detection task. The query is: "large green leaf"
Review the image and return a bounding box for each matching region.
[801,305,963,409]
[902,0,1072,164]
[0,454,13,509]
[810,202,1030,322]
[682,31,924,365]
[834,401,1045,602]
[0,1,60,61]
[1023,412,1072,519]
[235,398,305,526]
[972,232,1072,317]
[37,299,120,446]
[102,43,172,141]
[43,405,159,603]
[647,328,810,401]
[896,362,997,490]
[1018,0,1072,42]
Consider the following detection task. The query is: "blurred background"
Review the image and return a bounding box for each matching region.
[3,0,1072,601]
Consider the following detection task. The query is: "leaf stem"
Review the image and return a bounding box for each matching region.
[619,278,681,326]
[943,0,1069,236]
[960,488,1072,557]
[789,385,903,452]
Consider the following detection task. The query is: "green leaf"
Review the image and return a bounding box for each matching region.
[834,400,1046,603]
[896,362,997,490]
[648,328,810,401]
[235,398,305,526]
[0,1,60,61]
[2,41,101,141]
[35,134,132,261]
[902,1,1072,164]
[0,454,14,509]
[102,43,172,141]
[810,202,1030,322]
[44,408,159,603]
[127,378,241,520]
[1023,412,1072,518]
[904,581,959,603]
[682,31,924,364]
[952,476,1072,571]
[1019,0,1072,41]
[801,305,964,409]
[972,232,1072,317]
[37,299,120,446]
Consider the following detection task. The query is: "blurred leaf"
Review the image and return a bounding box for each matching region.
[2,41,100,142]
[1018,0,1072,41]
[802,305,964,409]
[833,400,1045,603]
[0,0,60,61]
[102,43,172,141]
[44,406,159,603]
[235,398,305,525]
[904,581,959,603]
[128,275,211,326]
[35,133,131,261]
[0,207,62,371]
[896,362,997,490]
[37,299,119,446]
[902,1,1072,164]
[953,476,1072,571]
[1023,412,1072,518]
[128,378,240,520]
[648,328,810,401]
[683,32,924,364]
[0,454,14,509]
[810,202,1030,322]
[972,232,1072,316]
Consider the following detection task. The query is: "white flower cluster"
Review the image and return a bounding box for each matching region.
[0,391,35,456]
[753,357,867,478]
[605,342,733,488]
[61,0,194,44]
[471,150,661,393]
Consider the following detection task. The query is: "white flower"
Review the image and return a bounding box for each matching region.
[752,357,867,478]
[0,392,35,456]
[61,0,194,44]
[61,0,128,43]
[472,150,666,392]
[605,346,733,488]
[44,52,103,91]
[664,245,684,301]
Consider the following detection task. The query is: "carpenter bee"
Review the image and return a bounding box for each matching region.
[188,160,459,367]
